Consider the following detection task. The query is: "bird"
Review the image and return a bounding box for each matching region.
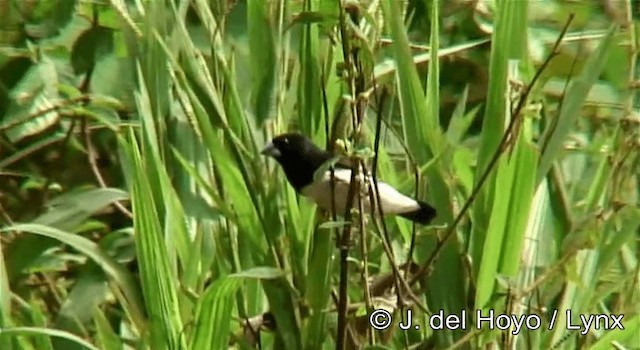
[261,133,437,225]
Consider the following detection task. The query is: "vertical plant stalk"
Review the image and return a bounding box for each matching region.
[83,5,132,218]
[502,59,522,350]
[82,121,133,218]
[335,3,360,348]
[356,169,373,345]
[335,2,385,348]
[614,0,639,312]
[276,0,291,130]
[336,169,357,350]
[367,95,411,321]
[623,0,638,116]
[613,0,639,200]
[368,87,428,313]
[321,71,339,226]
[404,163,420,277]
[42,8,98,204]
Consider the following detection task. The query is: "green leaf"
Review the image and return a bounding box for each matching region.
[588,314,640,350]
[232,267,286,279]
[381,0,442,161]
[248,0,277,125]
[1,57,60,143]
[0,224,146,332]
[537,25,618,184]
[288,11,338,29]
[121,129,186,350]
[93,309,123,350]
[317,220,350,230]
[188,278,242,350]
[71,27,114,74]
[297,0,323,136]
[35,187,129,231]
[0,327,99,350]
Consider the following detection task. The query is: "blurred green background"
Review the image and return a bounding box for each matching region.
[0,0,638,349]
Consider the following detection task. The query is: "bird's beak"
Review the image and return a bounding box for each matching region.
[260,142,281,158]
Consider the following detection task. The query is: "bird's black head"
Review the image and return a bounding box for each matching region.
[261,133,331,191]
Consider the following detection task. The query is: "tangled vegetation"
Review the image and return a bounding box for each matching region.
[0,0,638,349]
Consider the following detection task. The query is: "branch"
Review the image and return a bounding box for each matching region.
[410,14,575,286]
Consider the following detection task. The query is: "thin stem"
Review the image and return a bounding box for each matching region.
[335,2,361,348]
[410,14,575,286]
[82,120,133,218]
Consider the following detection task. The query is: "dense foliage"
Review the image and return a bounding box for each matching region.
[0,0,638,349]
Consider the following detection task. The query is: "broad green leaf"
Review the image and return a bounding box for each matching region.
[0,224,145,331]
[122,129,186,350]
[188,278,242,350]
[71,27,114,74]
[0,327,99,350]
[537,26,617,184]
[233,267,286,279]
[93,309,123,350]
[248,0,277,125]
[35,188,129,231]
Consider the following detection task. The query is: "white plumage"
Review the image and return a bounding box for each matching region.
[300,168,421,216]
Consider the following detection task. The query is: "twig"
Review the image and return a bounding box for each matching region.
[335,2,361,348]
[356,170,373,345]
[368,85,405,311]
[40,7,97,206]
[405,151,420,277]
[540,25,581,156]
[0,198,14,226]
[410,14,575,286]
[321,69,339,235]
[368,85,429,314]
[444,329,483,350]
[336,183,357,349]
[82,120,133,218]
[513,251,576,299]
[0,95,91,133]
[40,119,77,204]
[83,5,131,218]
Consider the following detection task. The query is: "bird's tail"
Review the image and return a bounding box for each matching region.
[400,201,437,225]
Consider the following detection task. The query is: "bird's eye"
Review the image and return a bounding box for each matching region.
[283,138,289,144]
